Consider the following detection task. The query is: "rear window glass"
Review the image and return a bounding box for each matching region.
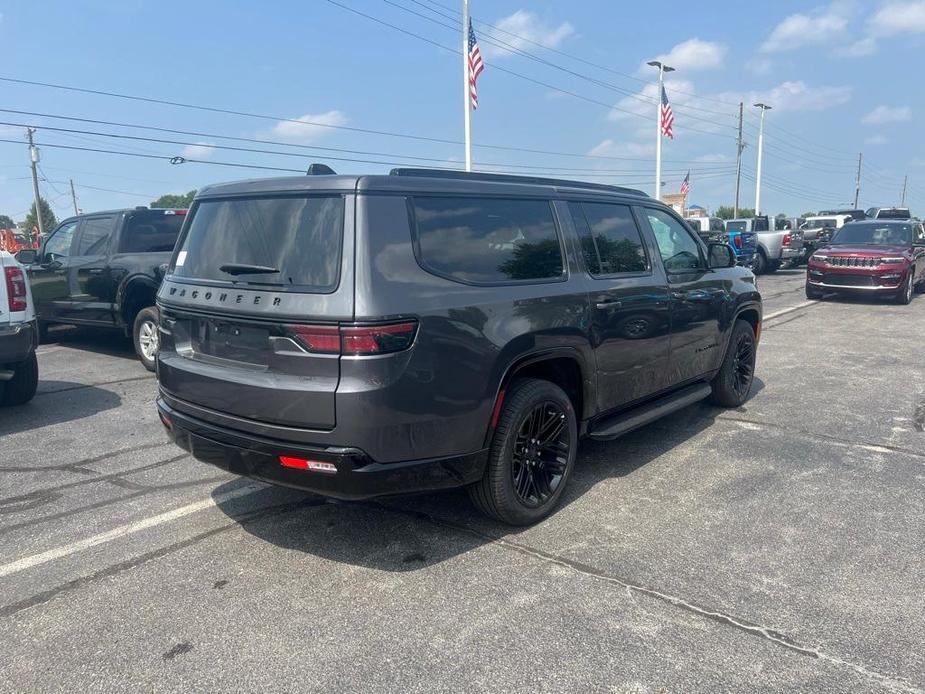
[568,201,647,276]
[412,197,563,284]
[171,196,344,291]
[726,221,747,231]
[120,211,185,253]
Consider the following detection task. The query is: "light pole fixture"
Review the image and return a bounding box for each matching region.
[753,103,772,216]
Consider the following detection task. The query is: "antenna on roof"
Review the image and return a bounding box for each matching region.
[306,163,337,176]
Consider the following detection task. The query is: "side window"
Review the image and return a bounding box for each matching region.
[568,201,647,276]
[915,224,925,243]
[710,218,725,232]
[120,211,185,253]
[76,216,114,256]
[645,208,703,273]
[412,197,563,284]
[44,221,78,259]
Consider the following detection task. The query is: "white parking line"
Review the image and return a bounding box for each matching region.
[0,483,262,579]
[764,300,817,321]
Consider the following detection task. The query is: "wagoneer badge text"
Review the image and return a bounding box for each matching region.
[167,286,282,307]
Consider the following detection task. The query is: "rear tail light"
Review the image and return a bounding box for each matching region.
[4,266,27,312]
[733,234,743,249]
[279,456,338,474]
[286,321,418,356]
[782,233,792,246]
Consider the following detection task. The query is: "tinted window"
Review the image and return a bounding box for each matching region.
[876,208,911,220]
[569,202,646,276]
[413,197,563,283]
[172,196,344,291]
[76,217,114,255]
[726,221,747,232]
[44,220,78,259]
[831,222,912,246]
[914,225,925,243]
[120,210,185,253]
[710,218,725,232]
[645,208,703,272]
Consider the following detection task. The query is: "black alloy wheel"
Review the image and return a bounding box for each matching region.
[510,401,570,508]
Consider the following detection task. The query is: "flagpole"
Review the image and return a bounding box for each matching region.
[654,64,663,200]
[462,0,472,172]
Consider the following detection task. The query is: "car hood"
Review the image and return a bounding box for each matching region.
[824,244,908,257]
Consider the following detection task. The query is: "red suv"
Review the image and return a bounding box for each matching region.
[806,219,925,304]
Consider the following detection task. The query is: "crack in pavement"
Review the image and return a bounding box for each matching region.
[0,440,174,474]
[376,503,923,694]
[34,374,155,397]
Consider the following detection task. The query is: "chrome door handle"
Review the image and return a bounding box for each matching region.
[595,300,622,310]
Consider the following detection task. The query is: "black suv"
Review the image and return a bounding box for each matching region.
[22,207,186,370]
[156,170,761,524]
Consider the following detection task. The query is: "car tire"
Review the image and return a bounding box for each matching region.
[132,306,160,372]
[766,260,781,274]
[709,320,757,408]
[37,320,51,344]
[895,271,914,305]
[468,378,578,526]
[1,352,38,406]
[753,250,768,275]
[805,283,824,300]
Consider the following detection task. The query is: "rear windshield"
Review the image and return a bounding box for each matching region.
[726,221,747,231]
[120,210,185,253]
[802,218,836,229]
[877,208,911,219]
[171,195,344,291]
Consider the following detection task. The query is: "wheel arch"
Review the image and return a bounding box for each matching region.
[118,275,159,330]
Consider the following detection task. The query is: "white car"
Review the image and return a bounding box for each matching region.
[800,214,851,243]
[0,250,38,405]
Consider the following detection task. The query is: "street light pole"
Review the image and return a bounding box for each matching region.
[647,60,674,201]
[753,103,772,216]
[26,128,45,240]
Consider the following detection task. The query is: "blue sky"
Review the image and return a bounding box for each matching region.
[0,0,923,221]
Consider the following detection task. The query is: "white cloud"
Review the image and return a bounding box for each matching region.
[835,37,878,56]
[643,38,727,72]
[745,57,774,75]
[861,105,912,124]
[484,10,574,58]
[587,139,655,158]
[609,78,699,123]
[270,110,347,143]
[869,1,925,36]
[719,81,852,113]
[180,142,215,159]
[760,2,852,52]
[865,134,889,145]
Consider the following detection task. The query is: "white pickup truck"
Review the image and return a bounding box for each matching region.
[0,250,38,405]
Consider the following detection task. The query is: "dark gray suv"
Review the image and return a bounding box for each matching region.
[155,169,761,524]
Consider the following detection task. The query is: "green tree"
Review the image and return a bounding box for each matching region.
[25,198,57,234]
[151,190,196,208]
[0,215,15,229]
[715,205,755,220]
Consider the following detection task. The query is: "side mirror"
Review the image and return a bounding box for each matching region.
[14,249,37,265]
[708,242,736,269]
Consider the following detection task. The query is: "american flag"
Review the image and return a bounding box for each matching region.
[660,84,674,139]
[680,170,690,196]
[468,18,484,109]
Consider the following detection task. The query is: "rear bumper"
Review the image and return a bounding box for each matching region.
[0,320,37,366]
[156,397,488,500]
[780,247,801,260]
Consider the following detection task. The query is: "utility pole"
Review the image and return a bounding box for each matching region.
[734,101,744,218]
[69,178,80,216]
[901,174,907,207]
[462,0,472,172]
[753,103,772,216]
[26,128,45,239]
[853,152,862,209]
[646,59,675,201]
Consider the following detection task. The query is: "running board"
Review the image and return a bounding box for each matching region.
[587,383,712,440]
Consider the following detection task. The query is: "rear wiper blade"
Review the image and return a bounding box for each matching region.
[219,263,280,276]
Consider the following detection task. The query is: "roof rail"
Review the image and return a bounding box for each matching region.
[389,168,648,197]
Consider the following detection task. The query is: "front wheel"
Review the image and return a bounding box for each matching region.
[1,352,38,406]
[709,320,757,408]
[805,283,824,300]
[133,306,160,372]
[469,378,578,525]
[894,271,914,305]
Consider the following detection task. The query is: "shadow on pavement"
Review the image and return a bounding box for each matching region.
[0,381,122,435]
[40,325,137,361]
[213,383,764,572]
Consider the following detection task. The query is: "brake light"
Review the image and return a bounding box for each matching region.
[279,456,338,473]
[286,321,418,356]
[4,266,27,312]
[783,233,792,246]
[733,234,743,249]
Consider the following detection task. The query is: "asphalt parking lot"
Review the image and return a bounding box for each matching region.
[1,268,923,693]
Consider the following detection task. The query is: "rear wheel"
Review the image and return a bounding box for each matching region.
[1,352,38,406]
[753,250,768,275]
[469,378,578,525]
[766,260,781,274]
[709,320,756,408]
[132,306,160,372]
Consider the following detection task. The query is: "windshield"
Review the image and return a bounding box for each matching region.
[802,218,837,229]
[830,222,912,246]
[726,221,747,231]
[171,195,344,291]
[877,208,911,220]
